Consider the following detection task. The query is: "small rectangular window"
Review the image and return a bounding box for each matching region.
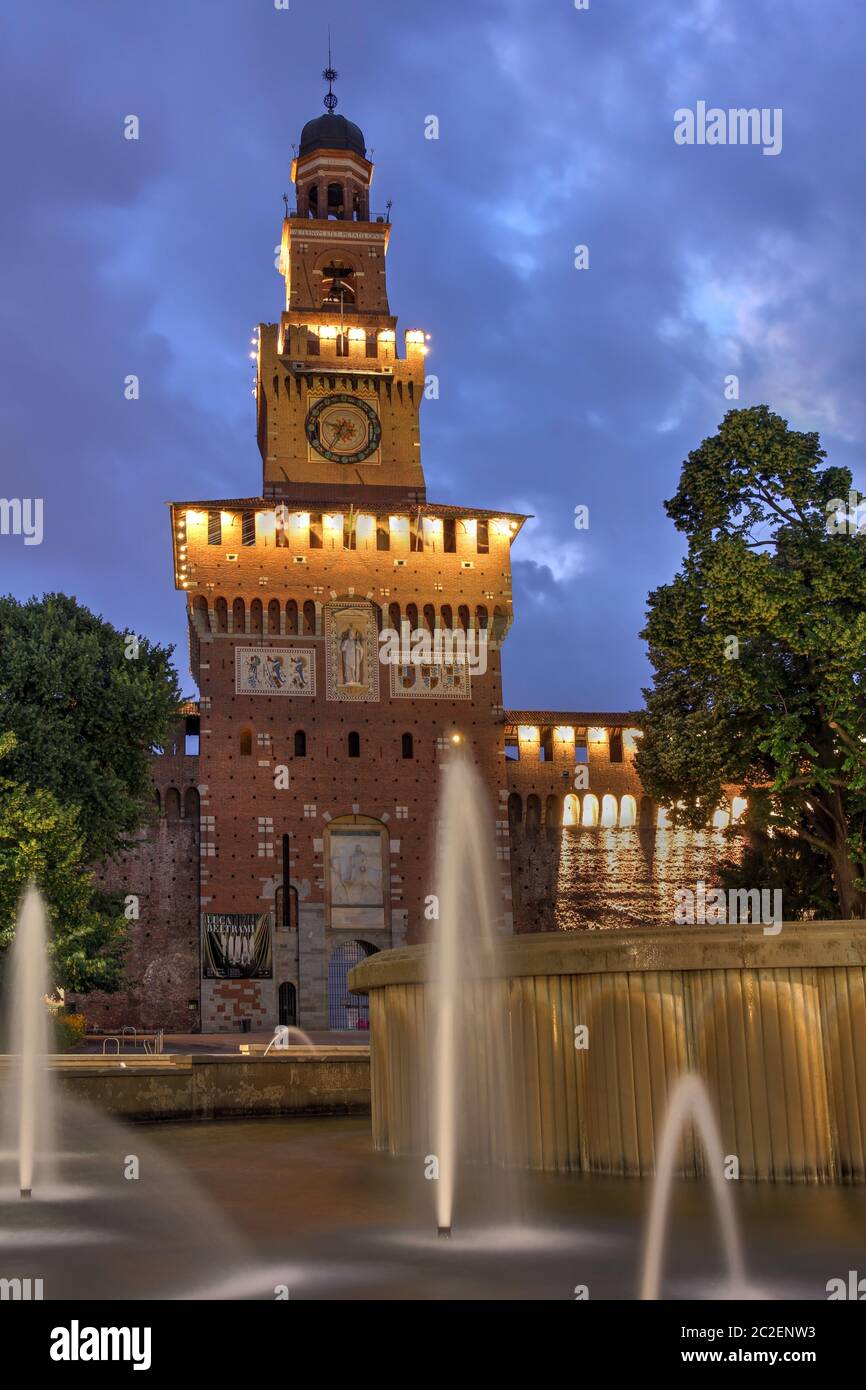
[609,730,623,763]
[505,736,520,762]
[309,514,323,549]
[366,330,378,358]
[477,519,489,554]
[540,728,553,762]
[207,510,221,546]
[443,518,456,553]
[575,730,589,764]
[376,520,390,551]
[242,511,256,546]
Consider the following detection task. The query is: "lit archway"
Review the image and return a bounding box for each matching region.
[581,794,599,827]
[563,793,580,827]
[619,794,637,828]
[601,794,618,828]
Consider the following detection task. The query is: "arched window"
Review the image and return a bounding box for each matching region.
[348,731,361,758]
[184,786,200,820]
[294,730,306,758]
[165,787,181,822]
[286,600,298,634]
[250,599,263,634]
[441,604,453,630]
[476,604,489,630]
[193,595,209,629]
[458,604,470,632]
[526,794,541,833]
[507,791,523,830]
[620,794,637,828]
[232,597,245,633]
[267,599,281,634]
[154,788,162,815]
[406,602,418,632]
[601,793,618,828]
[214,597,228,633]
[321,260,356,303]
[240,728,252,757]
[303,600,316,635]
[545,794,562,829]
[581,794,600,828]
[401,732,414,759]
[563,793,580,826]
[423,604,436,635]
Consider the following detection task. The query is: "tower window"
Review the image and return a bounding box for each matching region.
[309,515,323,549]
[505,735,519,762]
[376,519,390,551]
[477,520,489,554]
[609,730,623,763]
[343,515,357,549]
[366,330,378,358]
[443,518,456,553]
[540,728,553,762]
[208,510,221,546]
[402,732,414,759]
[294,730,307,758]
[306,330,320,356]
[239,729,252,757]
[321,262,356,305]
[348,731,361,758]
[242,511,255,546]
[574,730,589,764]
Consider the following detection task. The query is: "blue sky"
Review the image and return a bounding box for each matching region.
[2,0,863,709]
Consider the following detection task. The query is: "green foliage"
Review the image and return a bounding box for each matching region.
[0,593,181,863]
[637,406,866,918]
[0,736,128,990]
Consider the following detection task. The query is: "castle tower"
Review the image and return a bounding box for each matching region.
[169,71,527,1033]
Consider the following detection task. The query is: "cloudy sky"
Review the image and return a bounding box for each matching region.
[2,0,863,709]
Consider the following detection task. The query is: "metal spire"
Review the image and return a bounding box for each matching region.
[322,29,338,113]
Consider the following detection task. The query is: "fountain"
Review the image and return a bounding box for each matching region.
[640,1073,747,1300]
[430,749,514,1238]
[3,885,56,1199]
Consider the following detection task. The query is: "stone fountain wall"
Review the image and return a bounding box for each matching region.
[349,923,866,1182]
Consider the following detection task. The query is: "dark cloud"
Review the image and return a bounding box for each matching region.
[1,0,862,708]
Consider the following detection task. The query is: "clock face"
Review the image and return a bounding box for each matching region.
[305,394,381,465]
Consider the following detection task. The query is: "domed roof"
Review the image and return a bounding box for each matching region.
[299,113,366,159]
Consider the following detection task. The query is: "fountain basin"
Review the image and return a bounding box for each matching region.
[0,1050,370,1124]
[349,922,866,1182]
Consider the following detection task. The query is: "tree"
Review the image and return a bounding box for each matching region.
[637,406,866,919]
[0,593,181,864]
[0,734,127,991]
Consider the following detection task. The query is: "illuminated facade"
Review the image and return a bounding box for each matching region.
[76,94,743,1034]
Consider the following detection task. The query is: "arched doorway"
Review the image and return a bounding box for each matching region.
[328,941,377,1030]
[278,982,297,1028]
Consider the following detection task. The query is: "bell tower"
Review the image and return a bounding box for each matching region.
[256,62,428,505]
